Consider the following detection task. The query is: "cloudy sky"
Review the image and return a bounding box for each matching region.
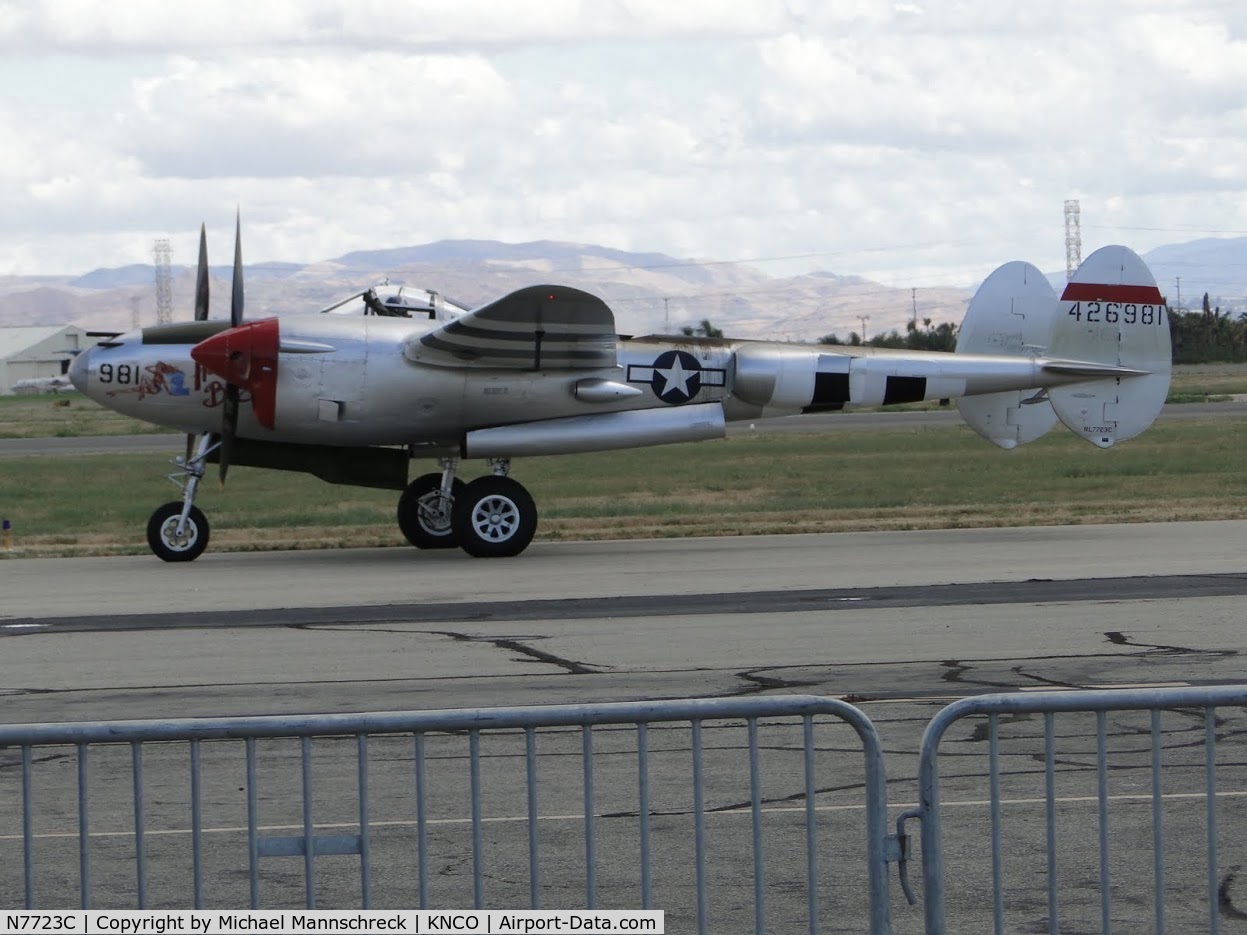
[2,0,1246,288]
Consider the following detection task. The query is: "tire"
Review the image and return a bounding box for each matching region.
[397,473,464,549]
[146,501,210,563]
[451,476,538,558]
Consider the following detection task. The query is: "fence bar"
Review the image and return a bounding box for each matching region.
[246,738,259,908]
[637,723,652,911]
[414,732,429,909]
[988,715,1003,935]
[77,743,90,909]
[1043,713,1057,935]
[1097,711,1111,935]
[917,684,1247,935]
[748,718,766,935]
[526,727,540,909]
[190,740,203,909]
[22,745,33,909]
[301,736,315,908]
[803,715,818,935]
[469,730,483,908]
[3,694,893,928]
[692,719,707,935]
[131,743,146,908]
[358,734,371,908]
[1151,710,1164,935]
[1206,708,1219,935]
[583,725,597,909]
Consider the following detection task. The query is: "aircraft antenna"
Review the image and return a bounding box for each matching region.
[153,238,174,325]
[1064,199,1081,281]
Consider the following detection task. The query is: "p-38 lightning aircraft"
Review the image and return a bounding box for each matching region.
[69,218,1172,562]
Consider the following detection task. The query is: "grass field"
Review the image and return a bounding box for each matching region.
[4,364,1247,557]
[3,414,1247,558]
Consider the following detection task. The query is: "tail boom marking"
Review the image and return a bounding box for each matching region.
[1059,282,1165,304]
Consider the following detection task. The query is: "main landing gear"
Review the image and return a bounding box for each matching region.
[397,457,538,558]
[148,433,215,562]
[144,444,538,562]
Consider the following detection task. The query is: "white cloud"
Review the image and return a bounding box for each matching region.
[124,53,514,178]
[0,0,1244,289]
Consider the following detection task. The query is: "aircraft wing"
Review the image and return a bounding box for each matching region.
[404,284,617,370]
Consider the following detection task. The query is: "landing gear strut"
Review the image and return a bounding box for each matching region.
[148,433,215,562]
[398,457,539,558]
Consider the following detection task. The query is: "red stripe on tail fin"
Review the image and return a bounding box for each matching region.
[1059,282,1164,304]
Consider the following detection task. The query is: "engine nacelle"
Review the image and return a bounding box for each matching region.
[464,402,725,457]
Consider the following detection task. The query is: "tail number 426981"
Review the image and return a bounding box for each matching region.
[1067,302,1162,325]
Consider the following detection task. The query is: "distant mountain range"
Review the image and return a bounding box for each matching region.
[0,236,1242,341]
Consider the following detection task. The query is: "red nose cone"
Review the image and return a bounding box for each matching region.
[191,326,252,382]
[191,318,280,429]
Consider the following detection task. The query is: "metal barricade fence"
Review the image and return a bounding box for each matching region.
[0,696,896,934]
[898,684,1247,935]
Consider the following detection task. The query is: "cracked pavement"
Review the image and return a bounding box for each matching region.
[2,526,1246,927]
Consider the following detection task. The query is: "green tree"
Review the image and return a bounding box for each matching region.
[818,319,957,351]
[680,319,724,338]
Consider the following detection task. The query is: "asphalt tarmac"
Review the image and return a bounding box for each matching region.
[1,524,1246,931]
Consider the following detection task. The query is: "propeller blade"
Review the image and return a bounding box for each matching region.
[230,209,244,328]
[219,386,238,485]
[194,223,210,322]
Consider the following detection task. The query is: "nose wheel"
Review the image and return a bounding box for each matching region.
[147,502,210,563]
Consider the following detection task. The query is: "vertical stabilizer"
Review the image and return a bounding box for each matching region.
[1048,246,1171,448]
[956,260,1059,449]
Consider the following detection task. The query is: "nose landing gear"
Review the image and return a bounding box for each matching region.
[147,433,216,562]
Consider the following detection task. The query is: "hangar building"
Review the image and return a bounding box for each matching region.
[0,325,88,394]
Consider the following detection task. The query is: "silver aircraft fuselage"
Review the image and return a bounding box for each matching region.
[70,312,1146,459]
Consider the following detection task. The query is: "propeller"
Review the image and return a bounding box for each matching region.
[189,211,281,485]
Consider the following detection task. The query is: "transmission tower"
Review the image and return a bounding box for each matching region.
[152,239,173,325]
[130,295,142,330]
[1064,199,1081,281]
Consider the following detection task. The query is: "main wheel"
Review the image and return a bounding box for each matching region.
[452,476,538,558]
[146,501,210,563]
[397,473,465,549]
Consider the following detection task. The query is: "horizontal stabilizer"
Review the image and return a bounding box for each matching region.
[1041,360,1150,378]
[406,284,617,370]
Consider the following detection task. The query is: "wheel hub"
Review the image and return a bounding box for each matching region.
[473,496,518,540]
[417,493,454,534]
[161,517,197,551]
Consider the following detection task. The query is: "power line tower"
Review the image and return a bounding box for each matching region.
[130,294,142,330]
[152,239,173,326]
[1064,199,1081,281]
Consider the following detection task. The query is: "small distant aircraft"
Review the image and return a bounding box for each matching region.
[70,217,1172,562]
[11,375,73,394]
